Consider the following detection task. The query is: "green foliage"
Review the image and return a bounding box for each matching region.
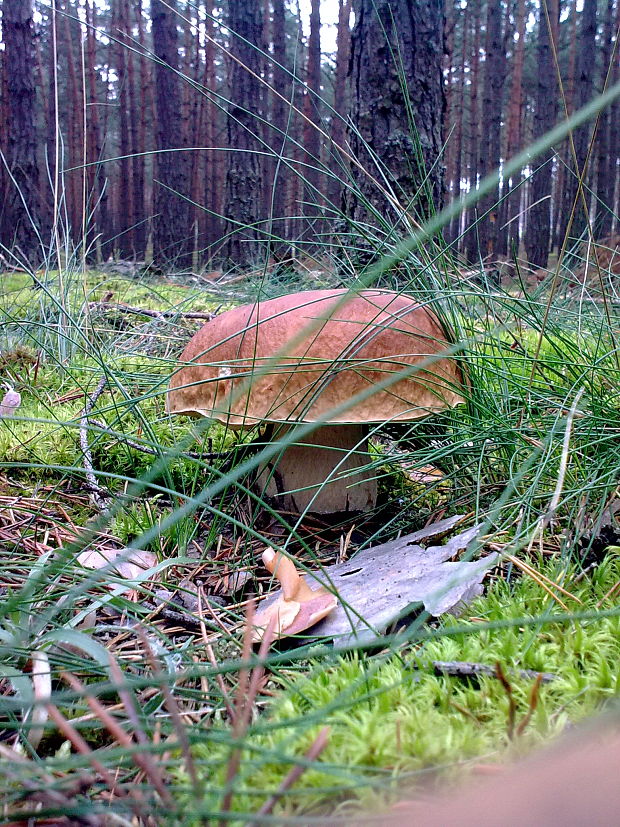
[179,555,620,821]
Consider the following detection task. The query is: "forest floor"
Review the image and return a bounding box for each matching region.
[1,264,619,824]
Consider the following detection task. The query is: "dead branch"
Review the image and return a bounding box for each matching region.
[79,377,110,511]
[433,661,555,684]
[88,301,221,321]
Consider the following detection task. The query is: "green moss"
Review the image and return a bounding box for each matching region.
[176,554,620,821]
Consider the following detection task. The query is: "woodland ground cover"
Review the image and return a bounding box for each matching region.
[0,259,619,823]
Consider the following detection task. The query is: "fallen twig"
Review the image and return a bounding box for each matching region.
[87,417,230,461]
[432,660,556,683]
[79,377,110,512]
[88,301,220,321]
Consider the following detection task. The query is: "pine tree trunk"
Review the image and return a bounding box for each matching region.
[84,0,104,262]
[465,0,481,262]
[477,0,505,262]
[595,0,615,238]
[127,0,145,258]
[524,0,559,267]
[448,1,469,248]
[135,0,149,258]
[504,0,526,255]
[608,0,620,236]
[223,0,264,270]
[344,0,445,238]
[270,0,290,247]
[557,0,597,248]
[115,0,133,257]
[443,0,455,243]
[0,0,42,265]
[302,0,322,240]
[327,0,352,213]
[553,0,579,249]
[201,0,220,257]
[151,0,192,270]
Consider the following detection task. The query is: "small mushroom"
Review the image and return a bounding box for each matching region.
[251,548,338,642]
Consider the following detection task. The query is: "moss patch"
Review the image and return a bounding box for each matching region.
[178,554,620,821]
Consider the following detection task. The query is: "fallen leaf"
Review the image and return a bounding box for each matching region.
[77,546,157,581]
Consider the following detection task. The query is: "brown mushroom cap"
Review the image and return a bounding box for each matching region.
[167,289,465,427]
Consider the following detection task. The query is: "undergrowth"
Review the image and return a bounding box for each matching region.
[178,553,620,822]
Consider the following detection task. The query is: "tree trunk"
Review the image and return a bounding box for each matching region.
[557,0,597,248]
[151,0,193,270]
[223,0,264,270]
[525,0,559,268]
[327,0,352,213]
[201,0,220,257]
[595,0,615,238]
[0,0,42,266]
[448,1,469,248]
[84,0,104,262]
[443,0,456,242]
[477,0,505,262]
[344,0,445,240]
[504,0,526,255]
[128,0,145,258]
[270,0,291,247]
[115,0,133,257]
[465,0,482,262]
[302,0,323,240]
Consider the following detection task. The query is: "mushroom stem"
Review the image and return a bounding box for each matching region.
[257,423,378,514]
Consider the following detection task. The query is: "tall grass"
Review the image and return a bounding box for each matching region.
[1,7,620,823]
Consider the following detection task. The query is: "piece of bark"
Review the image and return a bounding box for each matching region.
[257,520,495,648]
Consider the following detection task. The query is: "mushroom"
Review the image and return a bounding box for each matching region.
[167,289,465,513]
[251,548,338,642]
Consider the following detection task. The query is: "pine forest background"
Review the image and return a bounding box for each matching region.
[0,0,617,274]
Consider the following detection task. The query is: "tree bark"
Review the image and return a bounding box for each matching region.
[448,1,469,248]
[151,0,193,269]
[327,0,352,213]
[557,0,597,248]
[302,0,323,240]
[504,0,527,255]
[465,0,482,262]
[270,0,291,246]
[477,0,505,262]
[223,0,264,270]
[201,0,220,257]
[127,0,146,258]
[0,0,42,266]
[525,0,559,268]
[115,0,133,257]
[595,0,615,238]
[344,0,445,240]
